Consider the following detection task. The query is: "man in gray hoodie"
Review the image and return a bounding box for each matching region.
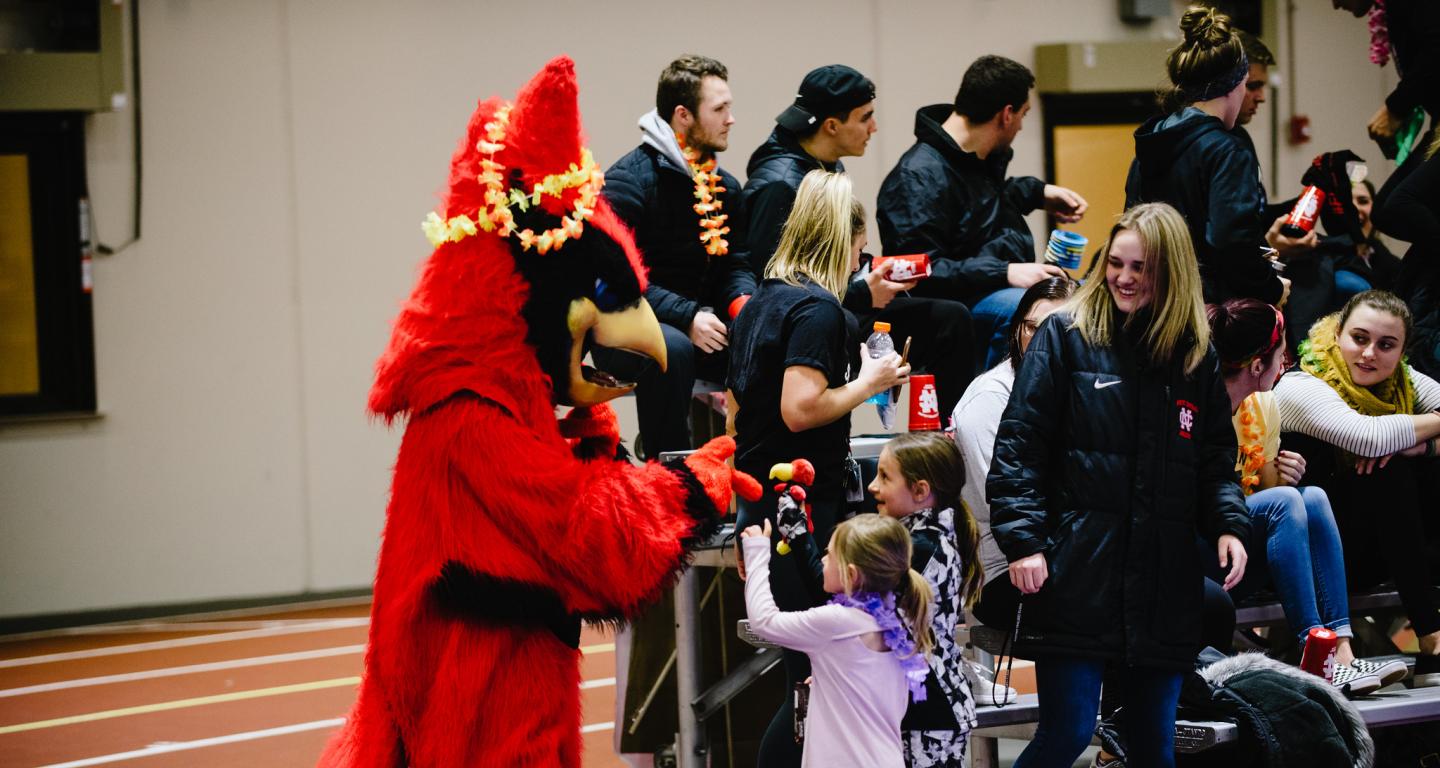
[599,55,756,457]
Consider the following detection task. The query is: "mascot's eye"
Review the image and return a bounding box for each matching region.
[593,278,623,312]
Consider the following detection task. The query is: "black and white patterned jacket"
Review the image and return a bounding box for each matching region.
[900,507,976,737]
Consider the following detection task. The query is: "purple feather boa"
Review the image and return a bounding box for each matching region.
[829,590,929,702]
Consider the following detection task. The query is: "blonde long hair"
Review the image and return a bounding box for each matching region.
[765,169,863,299]
[1069,202,1210,374]
[831,514,936,657]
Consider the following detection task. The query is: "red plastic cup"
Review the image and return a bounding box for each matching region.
[1299,626,1338,682]
[908,374,941,431]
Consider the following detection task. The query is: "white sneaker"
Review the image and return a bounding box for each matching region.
[1348,656,1410,686]
[1331,661,1382,696]
[965,658,1019,704]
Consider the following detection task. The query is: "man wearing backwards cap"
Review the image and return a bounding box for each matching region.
[742,64,878,277]
[877,54,1087,375]
[743,64,977,416]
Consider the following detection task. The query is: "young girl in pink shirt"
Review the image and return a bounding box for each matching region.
[741,514,934,768]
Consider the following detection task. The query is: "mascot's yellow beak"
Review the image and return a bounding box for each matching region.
[565,297,667,406]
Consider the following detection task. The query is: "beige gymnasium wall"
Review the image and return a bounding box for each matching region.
[0,0,1399,618]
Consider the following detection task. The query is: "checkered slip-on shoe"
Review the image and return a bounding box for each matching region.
[1348,656,1410,687]
[1331,661,1382,696]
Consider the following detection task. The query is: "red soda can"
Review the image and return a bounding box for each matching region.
[872,253,931,282]
[1280,186,1326,238]
[1299,626,1338,681]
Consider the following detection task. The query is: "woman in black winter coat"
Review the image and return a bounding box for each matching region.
[988,202,1251,768]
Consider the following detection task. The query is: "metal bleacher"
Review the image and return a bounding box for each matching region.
[659,437,1440,767]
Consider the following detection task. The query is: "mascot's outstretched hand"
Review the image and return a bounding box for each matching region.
[558,404,622,461]
[683,436,763,514]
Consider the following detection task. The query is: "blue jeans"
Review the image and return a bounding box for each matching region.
[1334,270,1371,304]
[971,287,1024,373]
[1242,486,1352,644]
[1015,657,1183,768]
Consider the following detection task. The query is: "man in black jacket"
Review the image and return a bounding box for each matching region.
[742,65,978,415]
[877,55,1087,374]
[599,55,755,457]
[741,64,876,277]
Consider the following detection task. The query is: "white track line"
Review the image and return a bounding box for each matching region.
[0,645,366,698]
[1,595,373,643]
[33,717,346,768]
[18,619,369,634]
[0,619,369,669]
[579,677,616,690]
[581,721,614,734]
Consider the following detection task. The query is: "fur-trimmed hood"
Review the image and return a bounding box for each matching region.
[1199,652,1373,768]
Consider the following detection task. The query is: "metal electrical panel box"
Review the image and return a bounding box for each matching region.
[1034,40,1176,94]
[1121,0,1173,22]
[0,0,127,112]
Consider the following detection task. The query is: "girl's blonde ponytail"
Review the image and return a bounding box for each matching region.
[899,568,935,657]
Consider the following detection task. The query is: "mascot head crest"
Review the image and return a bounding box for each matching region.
[371,56,664,422]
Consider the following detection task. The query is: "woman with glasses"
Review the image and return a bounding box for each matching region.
[954,277,1075,629]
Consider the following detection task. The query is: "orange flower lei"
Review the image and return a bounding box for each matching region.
[1236,396,1267,496]
[677,135,730,257]
[421,102,603,255]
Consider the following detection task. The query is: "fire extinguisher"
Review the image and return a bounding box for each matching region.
[79,196,94,294]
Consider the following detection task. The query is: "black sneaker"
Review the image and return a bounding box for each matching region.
[1415,654,1440,688]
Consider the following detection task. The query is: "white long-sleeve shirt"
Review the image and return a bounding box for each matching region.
[742,536,907,768]
[1274,367,1440,457]
[951,362,1015,585]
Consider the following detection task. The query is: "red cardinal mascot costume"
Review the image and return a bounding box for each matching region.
[318,56,761,768]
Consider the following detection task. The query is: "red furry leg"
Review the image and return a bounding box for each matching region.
[401,624,583,767]
[316,678,404,768]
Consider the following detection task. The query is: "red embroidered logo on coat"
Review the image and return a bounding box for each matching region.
[1176,399,1198,439]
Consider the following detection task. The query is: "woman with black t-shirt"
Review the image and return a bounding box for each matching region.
[727,169,910,767]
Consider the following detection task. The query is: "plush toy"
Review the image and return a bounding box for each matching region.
[769,459,815,555]
[318,56,760,768]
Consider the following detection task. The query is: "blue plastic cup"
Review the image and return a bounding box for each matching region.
[1046,230,1087,271]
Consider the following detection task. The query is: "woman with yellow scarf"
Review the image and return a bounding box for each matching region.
[1275,290,1440,687]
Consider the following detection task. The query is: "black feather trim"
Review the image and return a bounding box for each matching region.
[665,459,724,547]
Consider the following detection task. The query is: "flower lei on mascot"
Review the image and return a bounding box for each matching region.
[318,56,762,768]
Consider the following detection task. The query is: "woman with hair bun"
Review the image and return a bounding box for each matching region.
[1126,6,1307,309]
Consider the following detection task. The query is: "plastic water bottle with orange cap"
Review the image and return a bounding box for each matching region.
[864,321,897,429]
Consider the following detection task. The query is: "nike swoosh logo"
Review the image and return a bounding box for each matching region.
[1094,379,1122,389]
